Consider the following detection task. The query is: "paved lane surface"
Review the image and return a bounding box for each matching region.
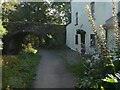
[32,49,75,88]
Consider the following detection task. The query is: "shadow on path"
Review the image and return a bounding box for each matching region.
[32,49,75,88]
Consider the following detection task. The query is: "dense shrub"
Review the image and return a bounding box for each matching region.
[22,43,37,54]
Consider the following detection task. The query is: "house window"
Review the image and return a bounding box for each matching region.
[75,34,78,44]
[75,12,78,25]
[118,1,120,12]
[105,29,108,41]
[90,2,95,20]
[90,34,95,46]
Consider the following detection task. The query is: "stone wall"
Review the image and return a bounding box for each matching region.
[4,24,66,54]
[26,24,66,47]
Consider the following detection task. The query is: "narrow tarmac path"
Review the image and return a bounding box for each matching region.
[32,49,75,88]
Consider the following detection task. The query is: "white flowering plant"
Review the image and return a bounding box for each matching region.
[75,1,120,89]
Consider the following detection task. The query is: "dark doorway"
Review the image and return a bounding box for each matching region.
[81,33,85,54]
[81,34,85,44]
[76,29,86,54]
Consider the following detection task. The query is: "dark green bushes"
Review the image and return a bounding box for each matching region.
[70,54,120,89]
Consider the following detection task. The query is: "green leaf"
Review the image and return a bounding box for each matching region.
[100,85,105,90]
[101,74,118,83]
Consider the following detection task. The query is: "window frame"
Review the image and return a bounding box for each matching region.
[75,12,78,25]
[75,34,78,44]
[90,34,95,47]
[90,2,95,20]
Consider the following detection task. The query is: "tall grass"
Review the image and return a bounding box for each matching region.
[2,53,40,89]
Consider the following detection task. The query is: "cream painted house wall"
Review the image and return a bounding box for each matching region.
[66,1,120,54]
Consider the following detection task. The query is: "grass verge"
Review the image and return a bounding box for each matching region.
[67,61,86,78]
[2,53,40,88]
[66,58,86,87]
[65,55,91,88]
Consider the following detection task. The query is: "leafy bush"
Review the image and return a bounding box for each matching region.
[73,54,120,89]
[0,19,7,50]
[22,43,37,54]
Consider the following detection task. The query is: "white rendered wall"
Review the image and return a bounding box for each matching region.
[107,29,116,51]
[66,1,118,54]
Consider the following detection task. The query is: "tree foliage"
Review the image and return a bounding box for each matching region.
[2,2,19,28]
[0,19,7,50]
[2,2,71,32]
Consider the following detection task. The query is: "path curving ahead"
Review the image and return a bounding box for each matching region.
[32,49,75,88]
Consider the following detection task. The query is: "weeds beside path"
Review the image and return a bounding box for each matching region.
[2,53,40,89]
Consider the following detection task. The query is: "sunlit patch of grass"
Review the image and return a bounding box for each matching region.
[2,53,40,88]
